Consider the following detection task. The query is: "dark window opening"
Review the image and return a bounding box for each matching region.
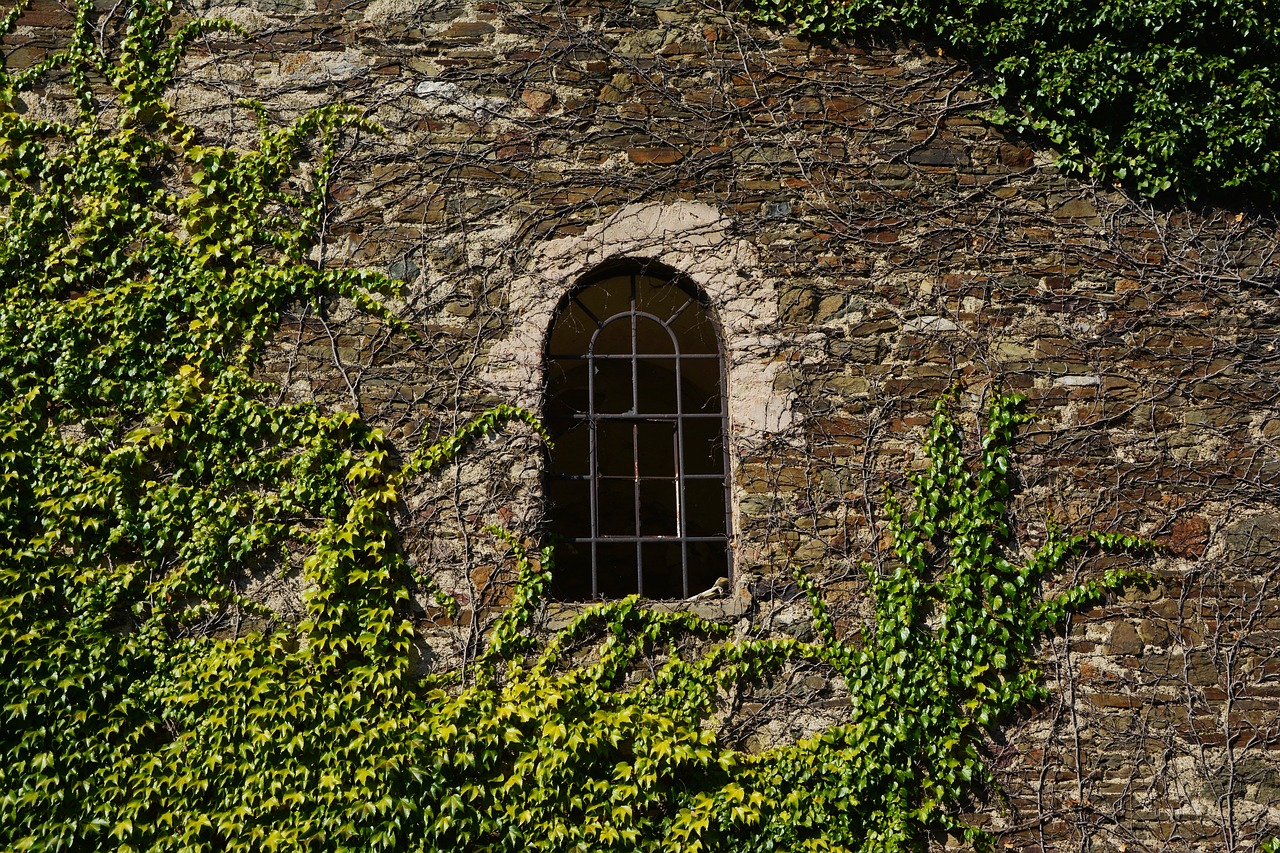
[544,265,731,600]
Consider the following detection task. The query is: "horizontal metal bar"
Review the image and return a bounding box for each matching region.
[546,413,725,421]
[550,474,727,481]
[559,536,729,544]
[548,354,720,361]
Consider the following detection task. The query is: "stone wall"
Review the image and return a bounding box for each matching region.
[8,0,1280,847]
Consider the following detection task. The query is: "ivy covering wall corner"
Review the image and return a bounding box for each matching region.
[754,0,1280,206]
[0,0,1163,850]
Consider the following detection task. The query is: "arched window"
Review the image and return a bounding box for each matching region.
[544,263,731,600]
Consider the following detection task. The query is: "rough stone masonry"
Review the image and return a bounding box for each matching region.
[8,0,1280,847]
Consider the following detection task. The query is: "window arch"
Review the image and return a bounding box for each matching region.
[544,263,731,600]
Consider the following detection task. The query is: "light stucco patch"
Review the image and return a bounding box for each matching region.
[485,200,797,442]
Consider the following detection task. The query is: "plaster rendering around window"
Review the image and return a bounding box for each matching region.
[485,201,799,592]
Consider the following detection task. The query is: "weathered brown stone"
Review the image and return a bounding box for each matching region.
[1166,515,1210,558]
[520,89,555,112]
[627,147,683,165]
[906,146,970,167]
[1107,620,1144,656]
[440,20,495,40]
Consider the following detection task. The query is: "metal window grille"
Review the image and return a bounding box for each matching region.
[544,266,731,600]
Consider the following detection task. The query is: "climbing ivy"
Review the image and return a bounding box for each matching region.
[755,0,1280,206]
[1,2,1151,850]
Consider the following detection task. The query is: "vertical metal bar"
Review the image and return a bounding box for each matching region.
[672,317,688,599]
[720,357,733,585]
[587,329,599,600]
[630,274,643,595]
[630,274,639,414]
[632,421,642,596]
[675,455,687,596]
